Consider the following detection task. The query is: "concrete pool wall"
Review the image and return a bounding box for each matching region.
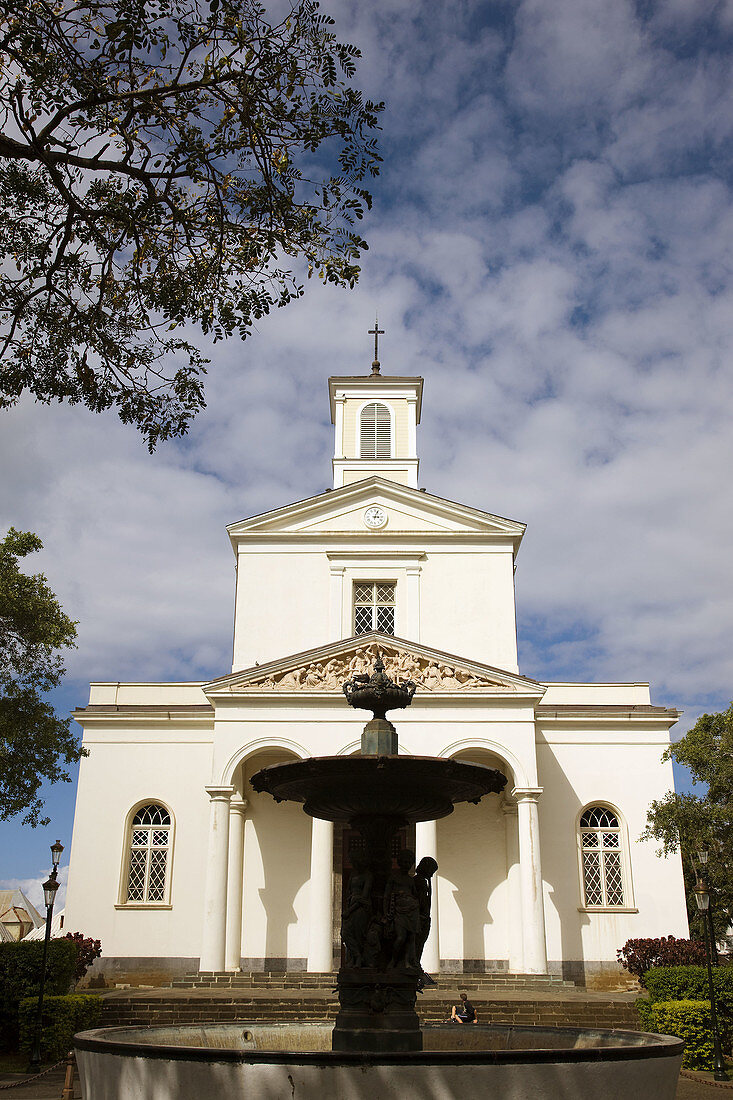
[74,1022,684,1099]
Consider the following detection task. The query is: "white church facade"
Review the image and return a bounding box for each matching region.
[65,361,689,988]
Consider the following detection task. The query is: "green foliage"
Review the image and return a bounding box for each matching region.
[18,994,101,1061]
[0,938,78,1052]
[643,703,733,940]
[0,528,80,825]
[644,965,733,1050]
[0,0,383,449]
[617,937,707,985]
[645,1000,715,1070]
[635,997,655,1031]
[63,933,102,983]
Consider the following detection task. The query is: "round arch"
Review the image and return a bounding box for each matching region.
[437,738,529,790]
[575,800,636,910]
[355,398,395,459]
[117,797,176,906]
[221,737,310,786]
[574,799,626,832]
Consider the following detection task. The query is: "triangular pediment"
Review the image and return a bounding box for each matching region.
[205,633,544,699]
[227,478,525,544]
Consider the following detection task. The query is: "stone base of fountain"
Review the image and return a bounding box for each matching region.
[332,967,422,1052]
[73,1022,685,1100]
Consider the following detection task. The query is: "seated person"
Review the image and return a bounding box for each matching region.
[450,992,477,1024]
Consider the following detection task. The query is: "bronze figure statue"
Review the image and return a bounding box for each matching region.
[341,852,373,967]
[383,848,421,971]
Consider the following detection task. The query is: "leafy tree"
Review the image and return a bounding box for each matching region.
[643,704,733,943]
[0,0,382,449]
[0,529,80,826]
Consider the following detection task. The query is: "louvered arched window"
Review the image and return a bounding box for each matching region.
[578,806,628,908]
[360,402,392,459]
[124,803,172,904]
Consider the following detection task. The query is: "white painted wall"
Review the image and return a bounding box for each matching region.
[537,732,689,967]
[232,550,332,669]
[65,730,212,959]
[419,549,518,671]
[436,794,509,964]
[238,753,312,966]
[232,540,519,672]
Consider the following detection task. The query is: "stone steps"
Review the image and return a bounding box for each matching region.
[170,971,580,993]
[100,993,639,1032]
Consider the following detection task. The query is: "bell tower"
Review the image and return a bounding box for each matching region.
[328,322,423,489]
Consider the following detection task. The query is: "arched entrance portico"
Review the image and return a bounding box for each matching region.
[201,741,318,973]
[433,743,548,976]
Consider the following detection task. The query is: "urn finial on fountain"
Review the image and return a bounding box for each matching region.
[342,654,417,755]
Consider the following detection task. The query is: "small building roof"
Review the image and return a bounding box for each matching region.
[0,889,44,932]
[24,908,65,941]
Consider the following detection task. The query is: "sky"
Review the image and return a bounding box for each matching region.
[2,0,733,912]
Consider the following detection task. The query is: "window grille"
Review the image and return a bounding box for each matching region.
[579,806,625,907]
[126,803,171,903]
[360,403,392,459]
[354,581,395,635]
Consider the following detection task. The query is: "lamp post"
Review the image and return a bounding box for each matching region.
[693,870,729,1082]
[27,840,63,1072]
[696,849,719,965]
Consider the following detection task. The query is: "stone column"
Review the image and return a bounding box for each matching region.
[513,787,547,974]
[502,800,524,973]
[200,785,234,973]
[415,819,440,973]
[225,797,247,972]
[307,817,334,972]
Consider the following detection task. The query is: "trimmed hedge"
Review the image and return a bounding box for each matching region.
[642,1000,715,1071]
[635,997,655,1032]
[0,939,78,1052]
[644,965,733,1051]
[18,995,101,1062]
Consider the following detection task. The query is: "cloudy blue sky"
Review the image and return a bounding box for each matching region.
[2,0,733,909]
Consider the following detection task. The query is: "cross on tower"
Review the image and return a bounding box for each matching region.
[368,317,384,375]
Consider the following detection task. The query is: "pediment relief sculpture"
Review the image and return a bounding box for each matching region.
[247,643,510,693]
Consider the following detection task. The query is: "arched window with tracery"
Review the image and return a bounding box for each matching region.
[360,402,392,459]
[579,806,628,908]
[124,803,172,903]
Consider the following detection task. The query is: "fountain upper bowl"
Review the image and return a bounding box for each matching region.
[250,754,507,823]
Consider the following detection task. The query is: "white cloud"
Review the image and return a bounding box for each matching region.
[0,865,68,914]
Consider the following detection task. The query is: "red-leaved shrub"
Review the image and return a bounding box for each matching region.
[64,933,102,983]
[617,936,707,985]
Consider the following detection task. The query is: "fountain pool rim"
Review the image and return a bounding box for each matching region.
[73,1022,684,1065]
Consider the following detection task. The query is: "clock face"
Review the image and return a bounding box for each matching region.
[364,505,387,530]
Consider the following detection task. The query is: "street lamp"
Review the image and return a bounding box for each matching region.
[694,873,729,1081]
[27,841,63,1072]
[696,850,719,965]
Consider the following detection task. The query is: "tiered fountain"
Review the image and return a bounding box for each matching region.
[74,659,684,1099]
[251,655,506,1052]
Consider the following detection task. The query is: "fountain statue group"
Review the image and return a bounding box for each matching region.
[342,849,438,974]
